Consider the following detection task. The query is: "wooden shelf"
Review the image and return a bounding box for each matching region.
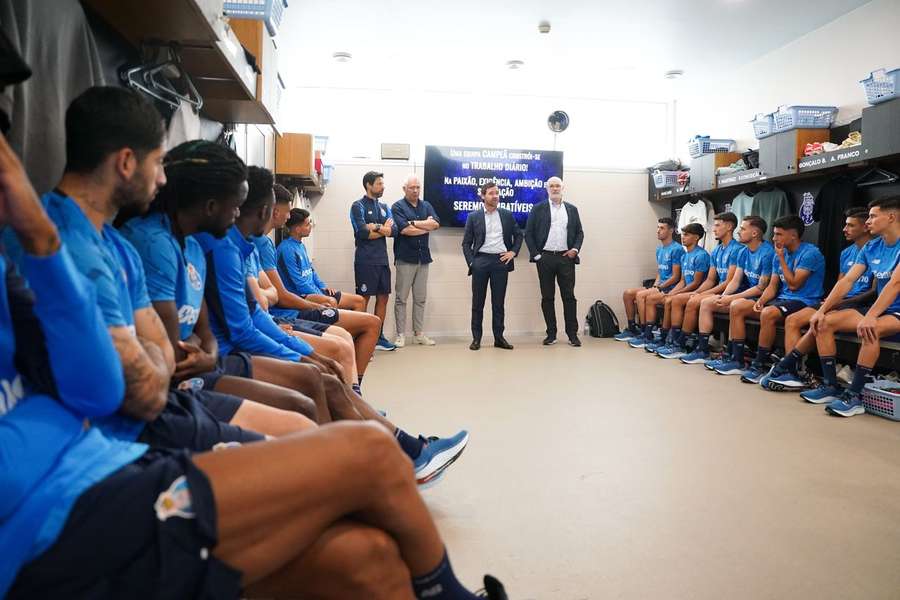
[81,0,220,46]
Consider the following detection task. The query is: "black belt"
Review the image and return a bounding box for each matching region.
[542,249,567,255]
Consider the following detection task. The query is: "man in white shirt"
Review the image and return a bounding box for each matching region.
[524,176,585,346]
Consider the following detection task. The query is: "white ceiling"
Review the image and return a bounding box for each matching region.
[275,0,871,100]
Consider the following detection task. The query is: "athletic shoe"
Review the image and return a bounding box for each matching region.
[644,341,666,353]
[740,365,765,384]
[413,334,436,346]
[629,336,651,348]
[801,384,844,405]
[614,330,637,342]
[714,360,746,376]
[414,430,469,486]
[704,357,727,371]
[476,575,509,600]
[765,369,807,392]
[375,335,397,351]
[394,334,406,348]
[657,345,687,359]
[826,391,866,417]
[680,350,710,364]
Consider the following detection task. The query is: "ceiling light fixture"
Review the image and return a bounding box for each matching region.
[538,21,551,34]
[506,59,525,70]
[664,69,684,79]
[332,51,352,63]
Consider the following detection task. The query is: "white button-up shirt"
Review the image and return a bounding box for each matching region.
[480,209,507,254]
[543,201,569,251]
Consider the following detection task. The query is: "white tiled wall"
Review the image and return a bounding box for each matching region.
[305,161,668,337]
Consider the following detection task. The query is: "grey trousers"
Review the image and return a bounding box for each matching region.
[394,260,429,335]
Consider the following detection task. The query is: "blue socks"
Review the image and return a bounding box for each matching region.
[412,551,479,600]
[754,345,771,366]
[780,349,803,373]
[731,339,745,362]
[697,333,710,353]
[849,365,872,395]
[820,356,838,387]
[395,428,424,460]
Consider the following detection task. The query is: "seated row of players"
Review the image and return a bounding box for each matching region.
[1,86,506,599]
[615,198,900,419]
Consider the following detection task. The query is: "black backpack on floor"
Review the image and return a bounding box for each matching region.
[586,300,620,338]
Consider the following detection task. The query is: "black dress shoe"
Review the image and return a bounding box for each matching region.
[493,337,514,350]
[568,335,582,347]
[542,335,557,345]
[469,340,481,350]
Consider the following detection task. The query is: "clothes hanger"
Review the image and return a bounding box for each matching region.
[854,166,898,187]
[120,44,203,113]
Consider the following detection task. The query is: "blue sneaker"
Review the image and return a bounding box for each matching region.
[680,350,710,364]
[765,369,806,392]
[826,391,866,417]
[375,334,397,351]
[714,360,745,375]
[657,345,687,359]
[629,336,651,348]
[414,431,469,486]
[704,356,726,370]
[740,364,765,384]
[645,341,666,353]
[801,384,843,405]
[614,329,637,342]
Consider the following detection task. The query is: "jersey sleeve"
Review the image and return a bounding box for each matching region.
[797,246,825,273]
[391,201,410,231]
[425,201,440,224]
[277,242,307,292]
[134,234,179,302]
[350,202,369,241]
[250,307,312,356]
[697,251,711,273]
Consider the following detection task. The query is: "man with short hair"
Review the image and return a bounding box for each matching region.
[762,199,900,417]
[524,176,585,347]
[350,170,397,351]
[629,223,709,349]
[462,181,524,350]
[681,215,774,365]
[656,212,742,358]
[391,173,441,347]
[614,217,683,341]
[715,215,825,383]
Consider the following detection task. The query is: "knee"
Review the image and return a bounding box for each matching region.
[286,390,318,421]
[340,527,411,598]
[760,307,780,324]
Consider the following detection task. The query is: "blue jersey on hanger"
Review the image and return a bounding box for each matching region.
[710,238,743,284]
[0,247,144,597]
[773,242,825,305]
[656,241,685,283]
[841,243,872,299]
[120,212,206,341]
[855,237,900,312]
[277,236,327,296]
[681,246,710,285]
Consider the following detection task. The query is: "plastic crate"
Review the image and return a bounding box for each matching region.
[861,380,900,421]
[652,170,680,189]
[860,68,900,105]
[687,137,736,159]
[751,113,775,139]
[224,0,285,36]
[772,105,838,133]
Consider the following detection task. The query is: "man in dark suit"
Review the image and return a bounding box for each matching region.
[462,181,524,350]
[525,176,585,346]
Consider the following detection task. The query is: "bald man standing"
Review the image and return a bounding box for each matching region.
[525,176,585,346]
[391,174,441,347]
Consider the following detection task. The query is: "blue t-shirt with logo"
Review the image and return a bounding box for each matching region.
[682,246,711,285]
[277,236,328,296]
[252,234,278,272]
[855,237,900,312]
[737,241,775,291]
[841,243,872,299]
[710,238,743,283]
[120,212,206,341]
[656,241,685,284]
[774,242,825,305]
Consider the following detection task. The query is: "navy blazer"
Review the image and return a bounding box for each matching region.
[461,208,524,275]
[524,200,584,264]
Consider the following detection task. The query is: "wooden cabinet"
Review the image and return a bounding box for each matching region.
[229,18,281,124]
[276,133,323,191]
[759,129,829,177]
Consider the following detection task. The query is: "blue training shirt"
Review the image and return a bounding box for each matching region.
[737,241,775,291]
[656,241,685,283]
[710,238,743,284]
[774,242,825,305]
[855,237,900,312]
[349,196,396,265]
[252,234,278,272]
[193,226,312,360]
[681,246,711,285]
[841,243,872,299]
[120,212,206,340]
[0,247,145,597]
[277,236,327,296]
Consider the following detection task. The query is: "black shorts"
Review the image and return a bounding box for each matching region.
[293,306,340,326]
[291,318,330,335]
[7,449,242,600]
[766,299,811,317]
[354,264,391,296]
[138,389,265,451]
[853,304,900,320]
[196,352,254,390]
[303,289,343,303]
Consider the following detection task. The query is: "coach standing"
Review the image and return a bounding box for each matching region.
[462,181,523,351]
[525,176,584,347]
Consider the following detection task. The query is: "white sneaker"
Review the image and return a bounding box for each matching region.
[394,334,406,348]
[413,334,436,346]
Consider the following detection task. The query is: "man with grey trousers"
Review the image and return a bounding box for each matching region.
[391,174,440,347]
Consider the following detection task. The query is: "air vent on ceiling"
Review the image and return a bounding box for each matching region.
[381,143,410,160]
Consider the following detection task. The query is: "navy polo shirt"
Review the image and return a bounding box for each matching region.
[390,198,439,265]
[349,196,396,266]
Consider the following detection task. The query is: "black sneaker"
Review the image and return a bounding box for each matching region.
[477,575,509,599]
[542,335,557,345]
[568,335,582,347]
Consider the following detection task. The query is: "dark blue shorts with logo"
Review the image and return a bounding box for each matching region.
[354,263,391,296]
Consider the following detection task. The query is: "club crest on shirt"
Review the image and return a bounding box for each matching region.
[154,475,195,521]
[187,262,202,291]
[799,192,815,225]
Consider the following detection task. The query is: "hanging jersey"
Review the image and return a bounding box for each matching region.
[774,242,825,305]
